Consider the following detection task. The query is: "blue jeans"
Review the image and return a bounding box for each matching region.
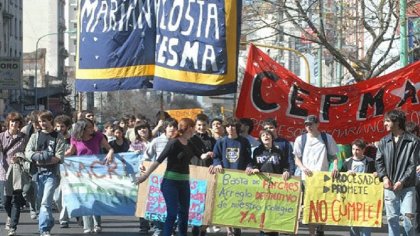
[384,187,416,236]
[83,215,101,231]
[37,172,59,233]
[161,178,190,236]
[350,226,371,236]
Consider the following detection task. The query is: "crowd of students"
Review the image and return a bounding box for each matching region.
[0,109,419,236]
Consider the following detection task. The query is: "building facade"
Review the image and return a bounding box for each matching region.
[0,0,23,118]
[22,0,68,114]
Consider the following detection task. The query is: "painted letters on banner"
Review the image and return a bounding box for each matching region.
[144,174,207,226]
[76,0,241,95]
[60,153,139,217]
[212,171,301,234]
[303,172,383,227]
[236,44,420,144]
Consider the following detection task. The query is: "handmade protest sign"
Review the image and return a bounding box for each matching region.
[144,174,207,226]
[136,163,215,225]
[303,172,383,227]
[211,170,301,234]
[60,152,139,216]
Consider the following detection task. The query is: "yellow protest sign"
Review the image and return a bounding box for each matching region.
[303,172,383,227]
[211,170,301,234]
[166,108,203,121]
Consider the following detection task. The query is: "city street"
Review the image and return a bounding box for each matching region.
[0,210,389,236]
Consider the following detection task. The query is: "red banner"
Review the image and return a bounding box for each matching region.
[236,44,420,144]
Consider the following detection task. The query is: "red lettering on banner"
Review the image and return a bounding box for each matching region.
[151,175,161,184]
[309,201,319,222]
[248,213,257,223]
[149,186,161,194]
[191,193,205,201]
[189,212,202,221]
[310,200,381,223]
[375,200,382,225]
[106,161,118,178]
[238,211,264,227]
[331,200,341,222]
[259,213,265,228]
[90,161,105,178]
[76,162,92,178]
[261,180,299,192]
[190,181,197,190]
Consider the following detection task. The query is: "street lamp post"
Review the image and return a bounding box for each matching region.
[34,32,61,110]
[34,31,76,110]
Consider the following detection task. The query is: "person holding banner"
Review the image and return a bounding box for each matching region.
[66,118,114,234]
[25,110,66,236]
[129,122,153,234]
[375,110,419,236]
[142,118,178,236]
[250,130,290,179]
[248,129,290,236]
[262,118,295,175]
[210,117,254,236]
[137,118,198,236]
[341,139,376,236]
[293,115,339,236]
[189,114,216,236]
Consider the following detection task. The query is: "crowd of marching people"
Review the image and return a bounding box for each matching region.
[0,108,419,236]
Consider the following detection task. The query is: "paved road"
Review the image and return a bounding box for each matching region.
[1,209,392,236]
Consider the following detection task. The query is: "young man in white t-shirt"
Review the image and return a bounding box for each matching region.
[293,115,339,236]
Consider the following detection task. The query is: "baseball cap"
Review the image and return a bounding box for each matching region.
[304,115,319,124]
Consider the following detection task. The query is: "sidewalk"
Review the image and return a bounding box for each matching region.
[1,209,392,236]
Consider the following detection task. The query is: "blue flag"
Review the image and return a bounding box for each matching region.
[76,0,241,95]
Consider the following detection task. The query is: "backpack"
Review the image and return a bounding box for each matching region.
[300,132,329,158]
[300,132,342,171]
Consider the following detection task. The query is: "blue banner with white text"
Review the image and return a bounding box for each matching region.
[76,0,241,95]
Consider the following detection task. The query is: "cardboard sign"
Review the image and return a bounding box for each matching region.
[303,172,383,227]
[211,170,301,234]
[144,174,207,226]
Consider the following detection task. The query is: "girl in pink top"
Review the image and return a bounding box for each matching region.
[66,118,114,234]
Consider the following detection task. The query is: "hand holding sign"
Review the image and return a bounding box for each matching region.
[136,174,149,185]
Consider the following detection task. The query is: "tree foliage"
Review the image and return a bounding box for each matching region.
[243,0,420,82]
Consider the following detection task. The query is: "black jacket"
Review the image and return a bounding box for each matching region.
[375,132,419,188]
[252,144,289,174]
[188,133,216,167]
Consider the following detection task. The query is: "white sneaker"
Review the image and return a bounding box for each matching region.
[5,217,11,230]
[8,228,16,236]
[212,226,221,233]
[83,229,92,234]
[94,225,102,233]
[40,231,51,236]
